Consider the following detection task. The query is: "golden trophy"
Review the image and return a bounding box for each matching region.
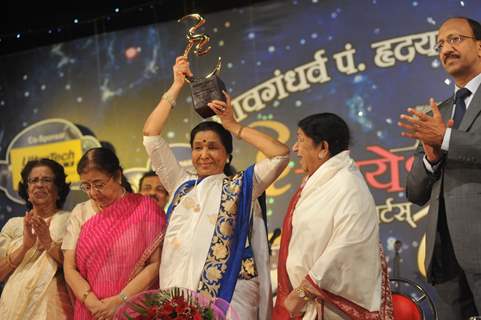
[178,14,226,118]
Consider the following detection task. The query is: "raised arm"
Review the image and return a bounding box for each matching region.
[208,93,290,158]
[143,57,193,193]
[143,56,192,136]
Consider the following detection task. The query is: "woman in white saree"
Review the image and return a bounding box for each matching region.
[273,113,392,320]
[143,56,289,319]
[0,158,73,320]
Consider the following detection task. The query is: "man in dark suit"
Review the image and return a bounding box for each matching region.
[399,17,481,319]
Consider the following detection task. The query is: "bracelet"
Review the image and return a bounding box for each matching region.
[81,288,91,304]
[294,287,312,302]
[45,240,55,252]
[161,92,176,108]
[119,292,128,303]
[236,125,245,139]
[7,254,18,269]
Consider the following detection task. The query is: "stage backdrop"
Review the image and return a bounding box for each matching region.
[1,0,479,297]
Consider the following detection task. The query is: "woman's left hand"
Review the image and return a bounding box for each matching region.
[208,91,237,129]
[31,215,52,250]
[95,296,122,320]
[284,289,308,318]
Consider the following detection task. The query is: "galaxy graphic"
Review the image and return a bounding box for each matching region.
[1,0,480,305]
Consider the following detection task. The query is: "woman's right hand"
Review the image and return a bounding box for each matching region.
[143,56,192,136]
[172,56,193,87]
[22,211,36,250]
[31,214,53,251]
[84,294,104,318]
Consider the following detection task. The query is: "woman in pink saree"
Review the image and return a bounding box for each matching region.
[63,147,166,320]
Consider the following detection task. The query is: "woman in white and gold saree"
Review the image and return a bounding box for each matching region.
[0,158,73,320]
[143,56,289,319]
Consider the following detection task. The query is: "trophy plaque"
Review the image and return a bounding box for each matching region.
[178,14,226,118]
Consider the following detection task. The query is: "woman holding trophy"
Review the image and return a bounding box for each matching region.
[143,55,289,319]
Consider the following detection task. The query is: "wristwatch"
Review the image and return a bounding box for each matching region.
[119,292,128,303]
[294,287,311,301]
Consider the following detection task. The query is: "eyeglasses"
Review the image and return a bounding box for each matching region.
[79,176,112,194]
[434,34,478,53]
[27,176,55,185]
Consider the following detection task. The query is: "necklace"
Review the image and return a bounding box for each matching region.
[182,179,201,212]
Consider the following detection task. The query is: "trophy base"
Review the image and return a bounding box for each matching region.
[189,75,227,118]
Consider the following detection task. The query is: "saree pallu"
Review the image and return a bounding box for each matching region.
[74,194,165,320]
[166,166,254,303]
[274,199,392,320]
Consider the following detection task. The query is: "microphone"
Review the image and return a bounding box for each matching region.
[269,228,282,247]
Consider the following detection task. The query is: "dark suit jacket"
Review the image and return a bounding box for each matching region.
[406,82,481,279]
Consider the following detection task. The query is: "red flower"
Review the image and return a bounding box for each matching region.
[173,296,188,313]
[146,305,160,317]
[116,288,223,320]
[193,312,203,320]
[158,302,176,318]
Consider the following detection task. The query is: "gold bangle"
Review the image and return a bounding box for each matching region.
[81,288,91,304]
[7,254,18,269]
[46,240,55,252]
[236,125,244,139]
[161,92,176,108]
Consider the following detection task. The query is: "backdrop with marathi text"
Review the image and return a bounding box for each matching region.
[1,0,479,293]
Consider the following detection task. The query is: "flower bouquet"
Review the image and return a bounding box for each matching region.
[113,287,238,320]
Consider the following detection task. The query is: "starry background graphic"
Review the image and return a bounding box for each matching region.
[1,0,480,294]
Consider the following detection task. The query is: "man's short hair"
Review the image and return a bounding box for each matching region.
[138,170,159,191]
[452,17,481,40]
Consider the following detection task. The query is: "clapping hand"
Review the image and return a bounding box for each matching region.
[398,98,451,163]
[398,98,447,146]
[22,211,36,250]
[30,213,52,251]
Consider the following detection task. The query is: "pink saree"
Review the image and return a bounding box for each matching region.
[74,193,165,320]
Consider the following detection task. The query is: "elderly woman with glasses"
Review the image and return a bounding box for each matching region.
[62,147,166,320]
[0,158,73,320]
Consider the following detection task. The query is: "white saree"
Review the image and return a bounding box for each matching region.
[144,135,287,320]
[287,151,382,320]
[0,210,73,320]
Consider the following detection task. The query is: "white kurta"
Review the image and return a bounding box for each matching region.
[144,135,288,320]
[61,200,97,251]
[287,151,382,320]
